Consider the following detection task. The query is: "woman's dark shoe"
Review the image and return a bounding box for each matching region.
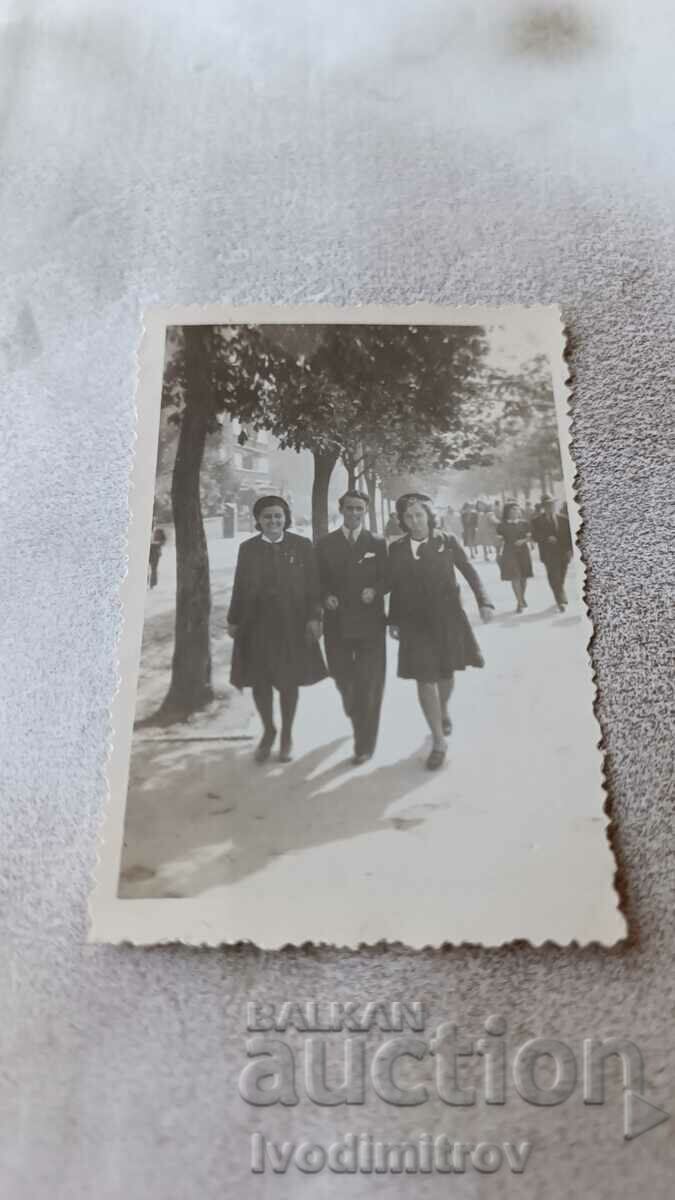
[254,728,277,763]
[352,752,372,766]
[425,745,447,771]
[441,714,453,737]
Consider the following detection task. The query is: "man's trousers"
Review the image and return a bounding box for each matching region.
[324,632,386,756]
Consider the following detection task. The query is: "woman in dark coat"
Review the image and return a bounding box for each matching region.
[227,495,327,763]
[388,494,494,770]
[496,501,533,613]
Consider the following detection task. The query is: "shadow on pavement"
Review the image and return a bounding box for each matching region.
[120,735,434,899]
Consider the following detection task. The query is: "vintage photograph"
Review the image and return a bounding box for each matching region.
[92,305,623,946]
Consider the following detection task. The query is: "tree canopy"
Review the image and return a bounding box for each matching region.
[161,322,498,536]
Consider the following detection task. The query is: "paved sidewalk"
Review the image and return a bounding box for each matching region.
[119,562,620,946]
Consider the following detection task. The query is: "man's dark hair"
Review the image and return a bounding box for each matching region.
[338,490,369,512]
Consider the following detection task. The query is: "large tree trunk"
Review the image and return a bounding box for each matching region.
[157,327,215,722]
[364,467,379,533]
[311,447,338,542]
[343,454,357,491]
[538,459,548,497]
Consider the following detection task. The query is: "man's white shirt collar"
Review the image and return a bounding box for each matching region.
[342,525,362,542]
[410,536,428,559]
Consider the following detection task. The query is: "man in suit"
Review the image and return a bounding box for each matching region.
[316,490,389,765]
[531,494,573,611]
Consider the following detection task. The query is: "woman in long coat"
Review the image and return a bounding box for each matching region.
[227,495,327,763]
[388,494,494,770]
[496,501,533,613]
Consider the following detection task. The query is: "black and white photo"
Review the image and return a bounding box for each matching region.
[91,305,623,947]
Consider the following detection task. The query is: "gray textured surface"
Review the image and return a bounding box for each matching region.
[1,1,674,1196]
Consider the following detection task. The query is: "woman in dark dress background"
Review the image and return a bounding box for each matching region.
[227,496,327,763]
[388,494,494,770]
[496,501,533,613]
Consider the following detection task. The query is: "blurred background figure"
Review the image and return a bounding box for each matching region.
[477,500,499,562]
[148,526,166,589]
[460,501,479,559]
[531,495,573,611]
[384,509,403,543]
[496,501,533,613]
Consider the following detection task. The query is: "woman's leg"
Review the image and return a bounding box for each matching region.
[521,577,528,608]
[515,578,525,611]
[279,686,299,759]
[511,581,520,609]
[438,675,454,734]
[416,681,446,750]
[252,683,276,760]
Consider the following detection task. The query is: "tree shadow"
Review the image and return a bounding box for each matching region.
[119,735,438,898]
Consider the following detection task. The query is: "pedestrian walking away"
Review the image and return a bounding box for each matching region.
[317,490,388,765]
[388,493,494,771]
[460,501,479,558]
[384,509,403,544]
[476,501,499,561]
[227,495,327,763]
[496,501,533,612]
[148,526,166,589]
[531,495,573,611]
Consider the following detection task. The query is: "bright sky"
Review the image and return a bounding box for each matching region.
[483,320,551,373]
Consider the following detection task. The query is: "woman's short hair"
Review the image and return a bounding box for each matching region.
[395,492,437,534]
[502,501,520,519]
[338,489,369,511]
[253,494,292,531]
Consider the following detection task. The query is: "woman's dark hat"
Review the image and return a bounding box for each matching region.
[395,492,432,520]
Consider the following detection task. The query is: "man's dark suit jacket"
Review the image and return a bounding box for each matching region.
[531,512,573,565]
[316,527,388,643]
